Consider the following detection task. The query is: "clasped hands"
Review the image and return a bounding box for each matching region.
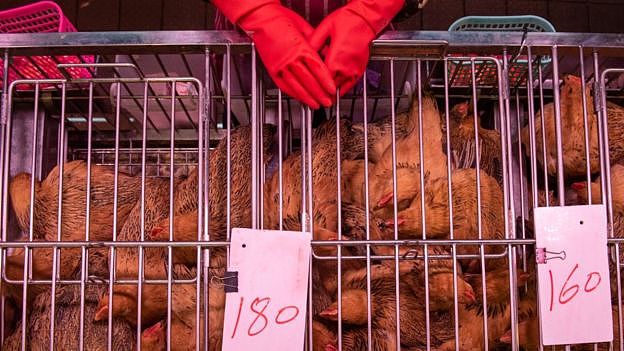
[230,1,404,109]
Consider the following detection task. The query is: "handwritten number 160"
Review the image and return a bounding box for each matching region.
[231,297,300,338]
[548,263,602,311]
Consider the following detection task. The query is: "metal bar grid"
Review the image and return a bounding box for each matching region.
[0,32,622,351]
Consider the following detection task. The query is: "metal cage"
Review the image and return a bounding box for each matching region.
[0,30,624,351]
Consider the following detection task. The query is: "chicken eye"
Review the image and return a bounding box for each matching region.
[398,198,412,211]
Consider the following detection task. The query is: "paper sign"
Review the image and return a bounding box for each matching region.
[534,205,612,346]
[222,228,312,351]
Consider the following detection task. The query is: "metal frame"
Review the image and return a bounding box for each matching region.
[0,30,623,351]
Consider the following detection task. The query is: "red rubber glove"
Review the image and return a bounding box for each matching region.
[212,0,336,109]
[310,0,404,96]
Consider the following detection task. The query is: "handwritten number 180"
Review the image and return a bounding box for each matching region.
[548,263,602,312]
[231,297,300,338]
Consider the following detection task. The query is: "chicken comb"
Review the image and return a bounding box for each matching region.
[455,101,470,116]
[570,181,587,191]
[564,74,582,85]
[143,321,164,337]
[150,226,166,239]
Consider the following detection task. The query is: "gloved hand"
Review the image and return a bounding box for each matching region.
[310,0,404,96]
[212,0,336,109]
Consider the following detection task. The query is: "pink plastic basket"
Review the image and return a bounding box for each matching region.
[0,1,94,91]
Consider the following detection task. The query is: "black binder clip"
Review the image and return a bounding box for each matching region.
[211,271,239,293]
[223,271,239,293]
[535,248,567,264]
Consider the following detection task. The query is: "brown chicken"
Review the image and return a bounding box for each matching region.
[352,106,412,164]
[214,124,275,229]
[293,199,412,310]
[309,214,383,314]
[411,262,477,312]
[322,256,475,314]
[9,160,141,242]
[499,317,539,350]
[139,283,225,351]
[330,326,398,351]
[521,74,597,178]
[313,116,368,161]
[464,267,532,318]
[313,226,351,291]
[95,247,194,329]
[2,285,135,351]
[368,93,448,219]
[312,319,337,351]
[5,160,142,303]
[501,306,619,351]
[263,105,414,230]
[339,201,409,260]
[140,320,166,351]
[321,279,457,349]
[1,298,18,338]
[323,268,475,320]
[437,303,512,351]
[521,74,624,178]
[3,245,110,306]
[263,118,363,230]
[312,203,477,313]
[339,96,419,208]
[530,188,558,208]
[195,124,275,269]
[316,263,393,319]
[572,163,624,216]
[94,176,186,327]
[438,267,536,350]
[149,210,226,266]
[320,261,471,350]
[378,168,504,259]
[278,201,343,315]
[279,198,400,310]
[442,101,502,181]
[97,125,270,328]
[341,159,372,206]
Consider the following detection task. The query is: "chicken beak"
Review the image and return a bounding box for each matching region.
[499,330,512,344]
[464,290,477,304]
[144,321,163,337]
[517,271,531,284]
[570,182,587,192]
[384,218,406,227]
[93,304,109,322]
[374,192,394,210]
[319,306,338,320]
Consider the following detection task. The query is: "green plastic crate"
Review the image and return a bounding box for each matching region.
[449,15,555,32]
[448,15,555,87]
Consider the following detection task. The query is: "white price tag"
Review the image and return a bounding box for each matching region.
[534,205,612,346]
[222,228,312,351]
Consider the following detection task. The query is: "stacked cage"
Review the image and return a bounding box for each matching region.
[1,10,624,351]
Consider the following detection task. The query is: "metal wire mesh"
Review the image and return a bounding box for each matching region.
[0,31,624,351]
